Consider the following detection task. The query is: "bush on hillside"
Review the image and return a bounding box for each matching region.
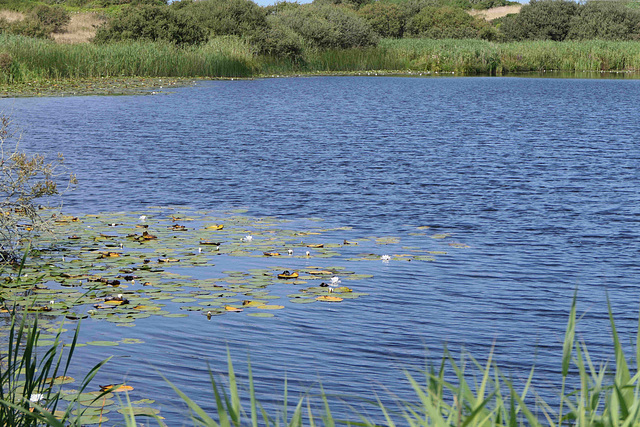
[251,18,305,59]
[270,4,378,49]
[28,4,70,33]
[407,5,487,38]
[180,0,268,37]
[358,2,408,38]
[0,16,52,39]
[93,4,207,46]
[499,0,578,41]
[567,1,640,41]
[312,0,370,11]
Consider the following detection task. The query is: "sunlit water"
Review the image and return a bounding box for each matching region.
[2,76,640,424]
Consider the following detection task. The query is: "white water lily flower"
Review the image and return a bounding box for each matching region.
[29,393,44,404]
[381,254,391,262]
[243,235,253,242]
[288,249,293,255]
[330,276,341,286]
[139,215,147,222]
[305,251,310,257]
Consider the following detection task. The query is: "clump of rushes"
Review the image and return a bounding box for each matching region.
[0,311,112,425]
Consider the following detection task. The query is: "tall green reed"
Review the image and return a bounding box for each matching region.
[0,251,114,426]
[0,34,255,83]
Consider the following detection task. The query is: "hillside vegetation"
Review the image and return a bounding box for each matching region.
[1,0,640,83]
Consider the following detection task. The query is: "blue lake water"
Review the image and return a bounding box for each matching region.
[2,76,640,423]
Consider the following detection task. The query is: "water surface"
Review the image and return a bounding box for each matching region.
[2,76,640,423]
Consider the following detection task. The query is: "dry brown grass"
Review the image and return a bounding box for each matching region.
[0,10,24,22]
[1,9,104,43]
[469,5,522,20]
[53,12,105,44]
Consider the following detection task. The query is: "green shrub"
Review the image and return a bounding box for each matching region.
[358,2,407,38]
[28,4,70,33]
[5,17,52,39]
[567,1,640,41]
[499,0,578,41]
[181,0,268,37]
[252,18,305,60]
[93,4,207,46]
[271,4,378,49]
[407,6,485,38]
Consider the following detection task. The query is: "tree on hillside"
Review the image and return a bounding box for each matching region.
[180,0,268,37]
[93,4,207,45]
[407,5,489,38]
[358,2,408,38]
[567,1,640,41]
[499,0,578,41]
[269,4,378,49]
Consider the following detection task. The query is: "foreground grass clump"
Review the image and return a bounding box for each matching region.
[0,311,112,425]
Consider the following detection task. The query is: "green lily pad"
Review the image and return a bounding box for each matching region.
[117,407,160,416]
[86,341,120,346]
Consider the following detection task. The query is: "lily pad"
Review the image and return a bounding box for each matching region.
[86,341,120,346]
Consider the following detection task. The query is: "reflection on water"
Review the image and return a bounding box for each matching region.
[1,75,640,423]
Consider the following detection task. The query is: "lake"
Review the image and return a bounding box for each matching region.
[2,75,640,424]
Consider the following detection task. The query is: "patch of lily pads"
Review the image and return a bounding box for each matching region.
[2,208,467,339]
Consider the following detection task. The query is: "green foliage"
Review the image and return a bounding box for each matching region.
[252,18,305,59]
[1,33,254,80]
[567,0,640,41]
[269,4,378,49]
[0,17,52,40]
[28,5,71,33]
[407,6,487,39]
[93,4,207,46]
[358,2,408,38]
[180,0,268,37]
[499,0,578,41]
[0,307,114,426]
[0,115,76,262]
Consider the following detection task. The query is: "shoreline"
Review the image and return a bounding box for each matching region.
[3,70,640,98]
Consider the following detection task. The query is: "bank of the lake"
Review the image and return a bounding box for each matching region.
[2,34,640,93]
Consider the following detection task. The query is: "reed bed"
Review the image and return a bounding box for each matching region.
[381,38,640,74]
[2,34,640,86]
[0,34,255,83]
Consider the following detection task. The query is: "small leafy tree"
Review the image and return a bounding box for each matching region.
[270,4,378,49]
[567,1,640,41]
[0,115,77,264]
[93,4,207,46]
[407,5,486,38]
[499,0,578,41]
[181,0,268,37]
[358,2,408,38]
[28,4,70,33]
